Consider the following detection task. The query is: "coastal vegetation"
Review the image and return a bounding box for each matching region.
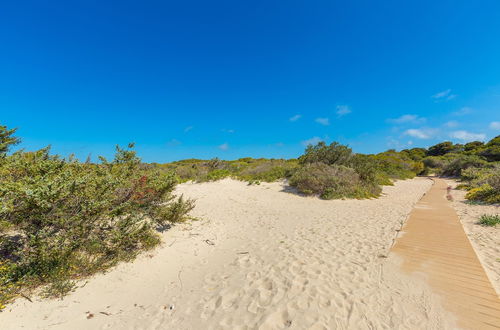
[160,136,499,203]
[478,214,500,227]
[0,125,194,309]
[415,136,500,204]
[0,122,498,309]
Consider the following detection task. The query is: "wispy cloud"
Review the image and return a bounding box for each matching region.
[184,126,193,133]
[449,130,486,142]
[452,107,473,116]
[387,114,426,124]
[444,120,459,128]
[489,121,500,130]
[218,143,229,151]
[289,114,302,122]
[222,128,235,133]
[315,117,330,126]
[432,89,457,101]
[301,136,323,146]
[167,139,181,146]
[336,105,351,117]
[404,128,438,139]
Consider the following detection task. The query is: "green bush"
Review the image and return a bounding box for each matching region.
[206,169,232,181]
[289,162,380,199]
[441,155,489,177]
[477,214,500,227]
[0,142,194,308]
[373,151,421,179]
[299,142,353,166]
[465,184,500,204]
[476,135,500,162]
[427,141,457,156]
[237,159,298,182]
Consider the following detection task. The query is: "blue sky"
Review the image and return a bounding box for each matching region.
[1,0,499,162]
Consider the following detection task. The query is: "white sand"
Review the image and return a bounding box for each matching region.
[1,177,457,329]
[447,180,500,295]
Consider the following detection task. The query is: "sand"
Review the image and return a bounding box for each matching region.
[1,177,458,329]
[446,179,500,295]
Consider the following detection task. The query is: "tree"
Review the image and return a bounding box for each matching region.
[299,141,353,166]
[401,148,427,161]
[477,135,500,162]
[427,141,456,156]
[464,141,484,152]
[0,123,20,156]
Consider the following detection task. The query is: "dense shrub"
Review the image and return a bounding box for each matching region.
[164,157,297,183]
[464,141,484,152]
[441,155,489,177]
[299,142,353,166]
[476,135,500,162]
[466,184,500,204]
[401,147,427,161]
[289,162,380,199]
[373,151,422,178]
[237,159,298,182]
[0,139,193,308]
[422,156,448,171]
[427,141,457,156]
[0,124,20,156]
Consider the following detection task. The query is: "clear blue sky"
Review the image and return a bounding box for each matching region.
[1,1,499,162]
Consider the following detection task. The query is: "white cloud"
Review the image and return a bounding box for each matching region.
[432,89,456,101]
[432,89,451,99]
[336,105,351,117]
[489,121,500,130]
[218,143,229,151]
[184,126,193,132]
[387,114,426,124]
[301,136,323,146]
[315,117,330,126]
[404,128,438,139]
[289,114,302,122]
[444,120,459,128]
[452,107,473,116]
[167,139,181,146]
[449,130,486,142]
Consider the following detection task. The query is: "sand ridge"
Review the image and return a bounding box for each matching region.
[1,177,457,329]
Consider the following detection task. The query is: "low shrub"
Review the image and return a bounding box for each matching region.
[372,151,420,179]
[477,214,500,227]
[289,162,380,199]
[299,142,352,166]
[441,155,489,177]
[465,184,500,204]
[237,159,298,182]
[0,143,194,308]
[206,169,232,181]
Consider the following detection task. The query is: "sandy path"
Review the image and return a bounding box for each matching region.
[1,178,456,329]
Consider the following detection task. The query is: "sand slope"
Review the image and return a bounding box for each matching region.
[1,178,457,329]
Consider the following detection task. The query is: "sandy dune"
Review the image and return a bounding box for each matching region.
[1,178,458,329]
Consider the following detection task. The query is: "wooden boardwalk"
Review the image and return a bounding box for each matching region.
[391,178,500,329]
